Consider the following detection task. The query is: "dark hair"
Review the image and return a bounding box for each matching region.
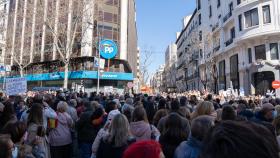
[199,121,279,158]
[132,106,148,122]
[179,96,188,106]
[221,106,236,121]
[27,103,43,126]
[0,134,12,158]
[105,101,117,114]
[33,95,44,104]
[164,113,189,138]
[206,94,213,101]
[0,101,15,127]
[2,121,26,143]
[158,98,167,110]
[170,99,180,111]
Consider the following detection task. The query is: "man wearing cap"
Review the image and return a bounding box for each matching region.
[252,103,276,135]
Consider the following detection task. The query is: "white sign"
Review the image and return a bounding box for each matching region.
[5,77,27,95]
[104,86,114,94]
[94,58,105,69]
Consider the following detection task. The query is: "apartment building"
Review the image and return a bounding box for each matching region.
[3,0,138,89]
[176,0,280,95]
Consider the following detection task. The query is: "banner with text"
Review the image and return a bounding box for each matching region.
[5,77,27,95]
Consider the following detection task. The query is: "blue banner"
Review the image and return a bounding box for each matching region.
[16,71,134,81]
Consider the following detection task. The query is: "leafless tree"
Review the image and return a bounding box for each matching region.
[140,47,153,86]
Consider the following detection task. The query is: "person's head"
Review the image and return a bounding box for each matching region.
[27,103,43,126]
[164,113,189,139]
[69,99,77,107]
[108,114,130,147]
[105,101,117,114]
[132,106,148,123]
[179,96,188,106]
[199,121,279,158]
[261,103,275,121]
[123,140,165,158]
[170,99,180,112]
[192,101,215,120]
[0,134,14,158]
[206,94,213,101]
[158,98,167,109]
[57,101,68,113]
[153,109,168,126]
[274,105,280,117]
[125,98,134,106]
[191,115,214,141]
[2,121,26,144]
[33,94,44,104]
[221,105,236,121]
[1,101,15,123]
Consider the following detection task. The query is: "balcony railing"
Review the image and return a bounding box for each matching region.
[223,11,232,23]
[225,38,233,47]
[212,22,220,32]
[213,45,220,52]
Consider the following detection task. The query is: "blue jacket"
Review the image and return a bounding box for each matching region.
[174,136,203,158]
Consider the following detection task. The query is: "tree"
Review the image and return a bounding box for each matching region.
[140,47,153,86]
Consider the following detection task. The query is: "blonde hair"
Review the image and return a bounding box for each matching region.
[191,101,214,120]
[108,114,130,147]
[57,101,68,112]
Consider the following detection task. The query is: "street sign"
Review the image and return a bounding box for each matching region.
[127,82,134,89]
[272,80,280,89]
[99,40,118,59]
[94,57,105,69]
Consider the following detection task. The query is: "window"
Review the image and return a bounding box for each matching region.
[199,31,202,41]
[263,5,271,24]
[230,27,235,39]
[238,14,242,31]
[217,0,221,8]
[270,43,279,60]
[245,8,259,28]
[198,0,201,10]
[230,54,239,90]
[248,48,252,63]
[229,2,233,12]
[103,12,113,23]
[219,60,226,90]
[198,14,201,25]
[255,45,266,60]
[237,0,241,5]
[209,5,212,18]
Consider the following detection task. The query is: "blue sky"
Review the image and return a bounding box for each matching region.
[136,0,196,74]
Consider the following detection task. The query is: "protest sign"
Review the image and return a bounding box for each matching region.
[5,77,27,95]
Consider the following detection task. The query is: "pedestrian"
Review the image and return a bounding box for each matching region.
[191,101,216,120]
[96,114,135,158]
[0,101,17,131]
[130,106,160,141]
[159,113,189,158]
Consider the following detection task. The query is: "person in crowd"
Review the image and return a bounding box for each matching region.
[105,101,118,114]
[49,101,73,158]
[26,103,49,158]
[174,115,214,158]
[157,99,190,134]
[15,100,27,120]
[130,106,160,141]
[67,99,78,122]
[273,115,280,149]
[0,134,14,158]
[144,96,156,123]
[153,108,168,127]
[91,108,120,158]
[0,101,17,130]
[76,98,85,117]
[76,101,103,158]
[121,98,134,114]
[199,121,279,158]
[159,113,189,158]
[221,105,236,121]
[123,140,165,158]
[191,101,216,120]
[96,114,135,158]
[252,103,276,135]
[2,122,26,158]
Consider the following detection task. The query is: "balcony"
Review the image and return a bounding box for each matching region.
[213,45,220,52]
[225,38,233,47]
[212,22,220,32]
[223,11,232,23]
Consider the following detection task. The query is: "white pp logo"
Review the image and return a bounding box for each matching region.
[104,45,114,54]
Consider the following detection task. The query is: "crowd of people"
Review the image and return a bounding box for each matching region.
[0,90,280,158]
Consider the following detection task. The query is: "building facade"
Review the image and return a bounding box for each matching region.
[0,0,9,64]
[186,0,280,95]
[3,0,138,90]
[151,65,165,93]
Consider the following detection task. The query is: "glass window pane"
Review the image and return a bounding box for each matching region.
[255,45,266,60]
[263,5,271,24]
[103,12,113,23]
[251,8,259,26]
[248,48,252,63]
[270,43,279,60]
[245,11,251,27]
